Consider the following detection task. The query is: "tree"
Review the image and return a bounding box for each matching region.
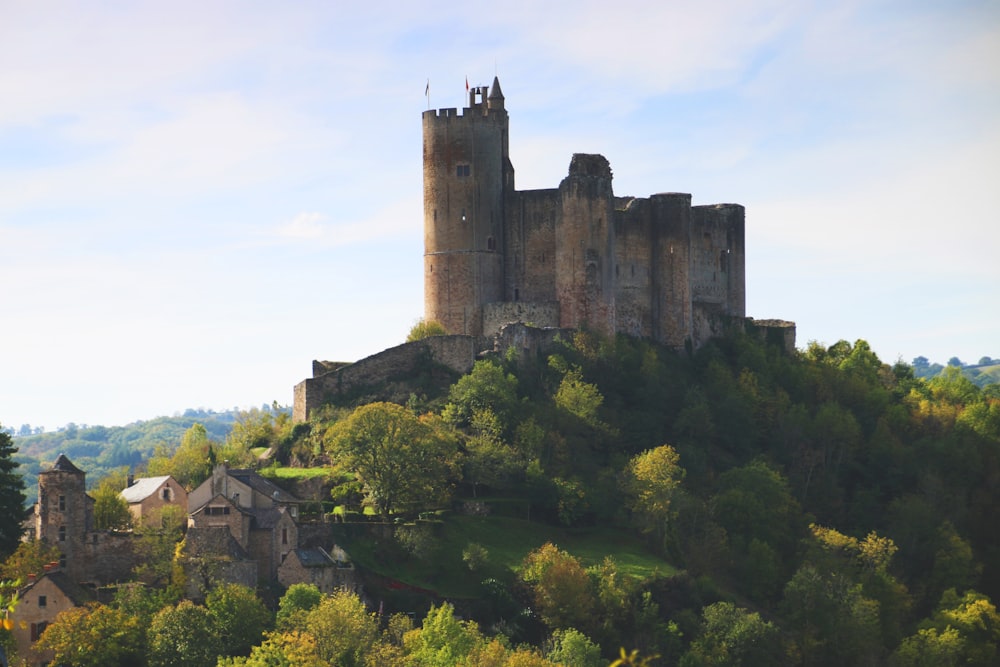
[222,630,326,667]
[132,504,186,587]
[442,359,520,431]
[303,590,378,667]
[521,543,596,632]
[0,428,27,559]
[326,402,458,517]
[147,423,215,490]
[276,582,323,630]
[402,602,484,666]
[622,444,685,547]
[407,318,447,342]
[34,603,144,667]
[92,470,132,530]
[680,602,783,667]
[547,628,603,667]
[148,600,218,667]
[0,539,60,582]
[205,582,272,658]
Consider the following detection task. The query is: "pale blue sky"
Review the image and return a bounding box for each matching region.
[2,1,998,430]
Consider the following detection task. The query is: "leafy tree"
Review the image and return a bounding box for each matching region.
[221,630,326,667]
[0,428,27,559]
[132,504,187,587]
[205,582,272,658]
[521,543,596,632]
[34,603,144,667]
[147,423,216,490]
[622,444,685,547]
[889,626,964,667]
[442,359,520,431]
[276,582,323,630]
[303,590,378,667]
[546,627,603,667]
[403,601,484,665]
[680,602,783,667]
[92,469,132,530]
[407,318,448,342]
[326,402,458,517]
[148,600,218,667]
[0,539,60,582]
[916,589,1000,666]
[553,367,605,426]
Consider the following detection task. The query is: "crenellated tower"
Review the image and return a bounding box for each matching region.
[423,77,512,336]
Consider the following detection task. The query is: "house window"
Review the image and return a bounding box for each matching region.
[281,528,288,545]
[31,622,49,642]
[38,595,47,608]
[162,487,171,501]
[206,506,230,516]
[456,164,471,178]
[58,526,66,542]
[58,495,65,511]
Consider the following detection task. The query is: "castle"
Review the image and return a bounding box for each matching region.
[293,78,793,421]
[425,77,747,347]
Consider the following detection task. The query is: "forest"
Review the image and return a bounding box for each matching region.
[1,329,999,666]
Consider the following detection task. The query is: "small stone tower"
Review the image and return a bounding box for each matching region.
[423,76,511,336]
[35,454,92,582]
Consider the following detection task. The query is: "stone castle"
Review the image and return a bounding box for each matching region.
[293,78,793,421]
[425,77,746,347]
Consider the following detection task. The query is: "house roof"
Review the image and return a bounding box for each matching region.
[226,468,299,503]
[47,454,84,475]
[22,570,93,606]
[119,476,172,503]
[294,547,336,568]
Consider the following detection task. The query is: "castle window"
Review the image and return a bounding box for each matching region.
[58,526,66,542]
[58,495,65,511]
[456,164,471,178]
[38,595,47,608]
[487,236,495,251]
[514,288,519,302]
[719,250,729,273]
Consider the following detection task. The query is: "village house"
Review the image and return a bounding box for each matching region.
[119,474,188,526]
[9,567,93,667]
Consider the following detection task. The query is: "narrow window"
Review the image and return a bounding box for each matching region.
[58,495,65,511]
[58,554,66,569]
[281,528,288,545]
[38,595,47,608]
[162,487,171,501]
[514,288,520,302]
[58,526,66,542]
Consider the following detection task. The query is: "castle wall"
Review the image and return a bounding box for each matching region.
[651,193,694,348]
[505,188,559,303]
[555,154,617,336]
[614,197,653,339]
[482,301,560,335]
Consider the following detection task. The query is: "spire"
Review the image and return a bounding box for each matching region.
[50,453,84,474]
[488,76,505,110]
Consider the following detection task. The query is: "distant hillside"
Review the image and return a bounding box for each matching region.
[912,355,1000,387]
[8,408,272,506]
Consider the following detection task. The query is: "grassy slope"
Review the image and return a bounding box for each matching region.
[337,514,677,599]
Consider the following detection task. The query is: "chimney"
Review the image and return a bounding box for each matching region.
[27,573,36,582]
[127,473,135,487]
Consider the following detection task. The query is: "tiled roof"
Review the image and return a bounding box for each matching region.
[119,476,172,503]
[294,547,335,568]
[227,469,299,503]
[23,570,93,606]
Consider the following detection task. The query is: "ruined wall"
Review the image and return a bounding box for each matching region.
[482,301,559,335]
[650,193,694,348]
[613,197,653,339]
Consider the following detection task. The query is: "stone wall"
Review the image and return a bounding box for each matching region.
[482,301,559,335]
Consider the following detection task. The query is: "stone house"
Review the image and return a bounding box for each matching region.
[119,474,188,526]
[9,567,92,667]
[277,545,359,596]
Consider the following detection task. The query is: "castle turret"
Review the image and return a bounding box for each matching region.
[35,454,91,581]
[423,78,509,336]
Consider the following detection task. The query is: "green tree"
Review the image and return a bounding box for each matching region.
[222,629,326,667]
[132,504,187,587]
[402,602,484,666]
[521,543,596,632]
[0,428,27,559]
[92,470,132,530]
[148,600,218,667]
[917,589,1000,666]
[34,603,144,667]
[546,627,603,667]
[407,318,447,342]
[0,539,60,582]
[326,403,458,517]
[622,444,685,548]
[681,602,783,667]
[442,359,520,431]
[147,423,215,490]
[303,590,378,667]
[276,582,323,631]
[206,582,272,658]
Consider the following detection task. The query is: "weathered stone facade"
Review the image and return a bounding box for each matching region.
[120,474,188,526]
[423,77,756,349]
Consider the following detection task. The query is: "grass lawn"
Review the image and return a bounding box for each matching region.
[260,465,343,480]
[337,514,677,598]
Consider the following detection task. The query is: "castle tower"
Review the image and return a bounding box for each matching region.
[35,454,92,582]
[423,76,511,336]
[555,154,616,335]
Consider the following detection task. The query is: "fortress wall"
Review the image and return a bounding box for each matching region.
[505,189,559,304]
[614,198,654,339]
[483,301,560,335]
[651,193,694,348]
[555,154,617,336]
[746,318,797,355]
[690,204,745,316]
[294,336,480,421]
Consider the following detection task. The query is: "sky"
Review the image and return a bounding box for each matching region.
[2,1,999,431]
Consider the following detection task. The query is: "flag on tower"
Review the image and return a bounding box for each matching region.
[465,76,469,92]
